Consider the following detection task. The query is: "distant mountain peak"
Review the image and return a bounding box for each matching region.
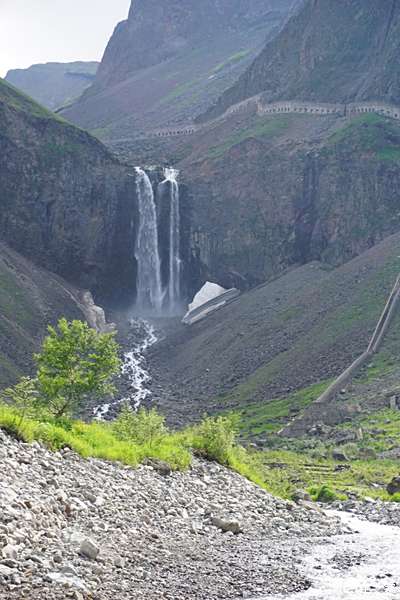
[6,61,99,110]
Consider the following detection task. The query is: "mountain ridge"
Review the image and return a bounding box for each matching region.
[6,61,98,110]
[61,0,297,137]
[204,0,400,122]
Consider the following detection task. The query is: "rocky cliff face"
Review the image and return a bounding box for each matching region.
[205,0,400,121]
[6,62,98,110]
[62,0,296,137]
[179,113,400,289]
[0,78,138,306]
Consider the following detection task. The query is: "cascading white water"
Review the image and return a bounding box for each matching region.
[135,167,163,313]
[93,319,157,419]
[162,167,182,310]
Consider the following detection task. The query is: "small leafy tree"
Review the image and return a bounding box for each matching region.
[114,403,167,445]
[0,377,40,425]
[36,319,121,418]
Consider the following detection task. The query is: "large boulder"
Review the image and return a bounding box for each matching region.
[387,476,400,496]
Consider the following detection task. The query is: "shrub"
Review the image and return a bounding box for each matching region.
[0,377,40,425]
[113,404,167,446]
[391,492,400,503]
[36,318,121,418]
[190,414,239,464]
[309,484,342,503]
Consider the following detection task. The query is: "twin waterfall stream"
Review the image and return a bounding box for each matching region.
[135,166,182,314]
[94,166,182,419]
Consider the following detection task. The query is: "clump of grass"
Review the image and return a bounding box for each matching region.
[113,403,167,446]
[185,413,239,464]
[309,484,345,503]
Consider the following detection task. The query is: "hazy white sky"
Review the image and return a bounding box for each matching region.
[0,0,131,77]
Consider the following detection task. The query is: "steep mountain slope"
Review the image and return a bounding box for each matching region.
[205,0,400,121]
[61,0,297,138]
[0,243,86,386]
[6,61,98,110]
[0,78,138,305]
[150,233,400,426]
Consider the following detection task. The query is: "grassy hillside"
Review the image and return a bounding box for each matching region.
[151,232,400,427]
[0,244,84,386]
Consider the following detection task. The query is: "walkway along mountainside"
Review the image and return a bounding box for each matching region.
[133,98,400,140]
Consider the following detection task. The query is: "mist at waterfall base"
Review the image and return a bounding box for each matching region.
[134,166,184,317]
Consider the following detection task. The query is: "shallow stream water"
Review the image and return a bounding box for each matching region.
[255,512,400,600]
[93,318,157,418]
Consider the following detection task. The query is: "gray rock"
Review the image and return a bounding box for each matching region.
[0,564,14,577]
[387,476,400,496]
[79,539,100,560]
[332,449,349,462]
[142,458,172,476]
[292,490,312,503]
[211,516,242,534]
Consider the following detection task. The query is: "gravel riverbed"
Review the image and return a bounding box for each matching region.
[0,429,344,600]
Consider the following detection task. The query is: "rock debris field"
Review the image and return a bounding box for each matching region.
[0,430,346,600]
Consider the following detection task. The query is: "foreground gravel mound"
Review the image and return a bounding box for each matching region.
[0,430,342,599]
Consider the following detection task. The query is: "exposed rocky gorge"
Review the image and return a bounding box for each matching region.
[0,79,198,309]
[179,110,400,291]
[0,78,136,306]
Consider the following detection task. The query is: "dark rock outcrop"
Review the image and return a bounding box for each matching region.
[205,0,400,121]
[6,62,98,110]
[0,78,137,306]
[182,114,400,289]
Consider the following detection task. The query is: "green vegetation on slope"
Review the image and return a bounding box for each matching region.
[0,403,191,470]
[252,449,398,501]
[207,115,291,158]
[234,380,332,436]
[247,407,400,501]
[328,114,400,162]
[212,50,251,74]
[0,77,66,122]
[0,400,267,488]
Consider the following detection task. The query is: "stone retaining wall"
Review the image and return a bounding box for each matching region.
[141,97,400,139]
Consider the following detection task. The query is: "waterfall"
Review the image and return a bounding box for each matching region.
[135,167,163,313]
[162,167,182,310]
